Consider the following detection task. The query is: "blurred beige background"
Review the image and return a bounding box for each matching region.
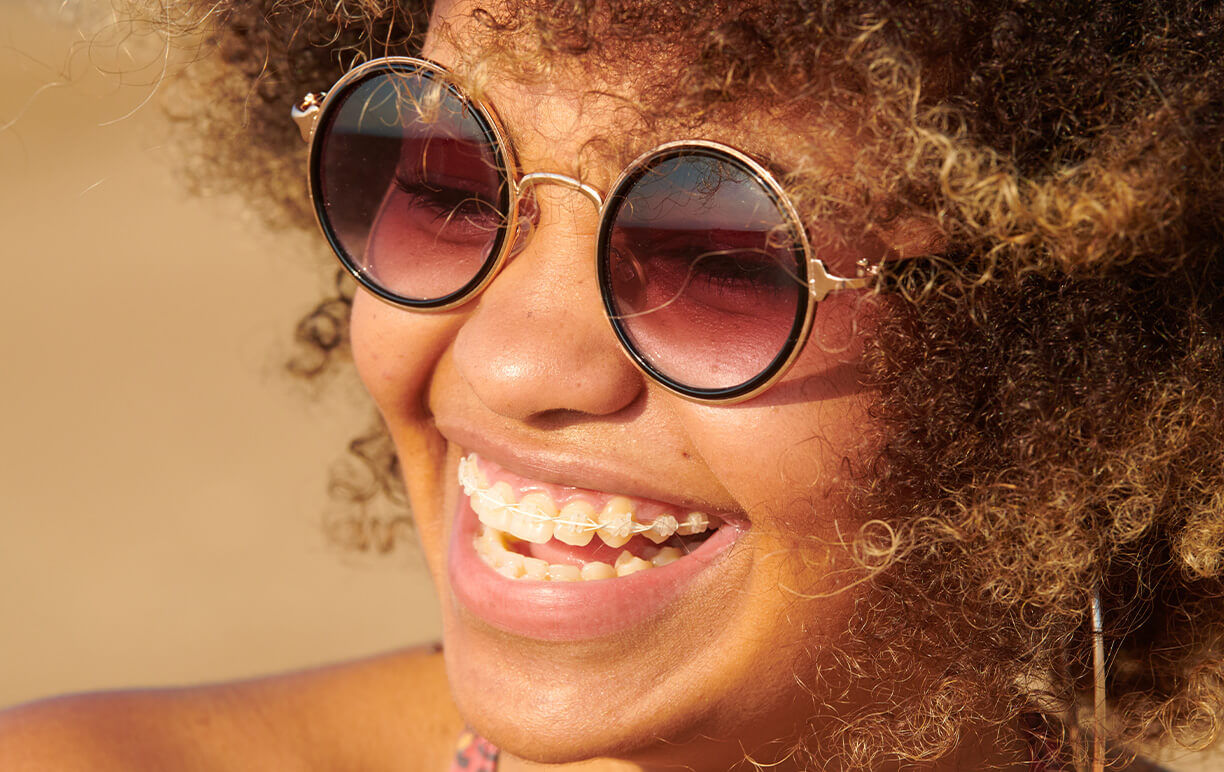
[0,0,440,709]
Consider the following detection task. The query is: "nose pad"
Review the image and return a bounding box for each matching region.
[606,245,646,314]
[451,189,644,421]
[504,187,540,261]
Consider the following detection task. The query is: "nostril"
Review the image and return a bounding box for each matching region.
[525,396,646,430]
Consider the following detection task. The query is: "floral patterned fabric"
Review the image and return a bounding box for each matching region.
[449,728,500,772]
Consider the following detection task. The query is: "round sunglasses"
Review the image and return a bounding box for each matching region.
[292,56,876,403]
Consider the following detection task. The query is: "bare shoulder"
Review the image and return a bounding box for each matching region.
[0,645,463,771]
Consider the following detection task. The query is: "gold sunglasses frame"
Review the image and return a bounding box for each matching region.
[292,56,875,404]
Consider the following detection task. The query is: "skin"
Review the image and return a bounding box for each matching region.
[0,648,466,770]
[351,1,1027,770]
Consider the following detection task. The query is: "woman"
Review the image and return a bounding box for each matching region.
[2,0,1222,769]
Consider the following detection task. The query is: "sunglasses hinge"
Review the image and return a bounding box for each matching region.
[291,92,326,143]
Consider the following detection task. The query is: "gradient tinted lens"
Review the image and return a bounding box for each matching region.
[600,149,809,395]
[313,64,510,306]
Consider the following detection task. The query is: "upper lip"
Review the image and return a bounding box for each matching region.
[437,419,746,521]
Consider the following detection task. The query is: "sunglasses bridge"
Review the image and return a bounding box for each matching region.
[493,173,609,276]
[517,172,604,210]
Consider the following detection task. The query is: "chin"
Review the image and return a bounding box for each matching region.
[416,445,853,768]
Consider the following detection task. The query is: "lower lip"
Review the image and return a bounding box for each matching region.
[447,488,743,642]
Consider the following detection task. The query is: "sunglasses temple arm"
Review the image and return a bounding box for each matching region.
[809,264,877,301]
[291,93,325,143]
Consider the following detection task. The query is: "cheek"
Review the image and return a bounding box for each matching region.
[685,394,867,525]
[674,296,877,587]
[672,397,871,692]
[350,291,461,570]
[350,291,462,424]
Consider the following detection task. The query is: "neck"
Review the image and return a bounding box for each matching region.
[493,727,1035,772]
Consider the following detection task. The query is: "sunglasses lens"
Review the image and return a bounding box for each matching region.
[600,149,809,397]
[313,64,511,306]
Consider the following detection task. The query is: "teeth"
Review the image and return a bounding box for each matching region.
[462,454,720,582]
[461,454,716,540]
[522,557,549,580]
[495,550,525,579]
[641,514,678,544]
[553,501,597,546]
[580,561,617,580]
[652,546,683,566]
[676,512,709,536]
[597,497,636,548]
[547,564,582,582]
[474,526,689,583]
[614,550,653,577]
[507,492,556,544]
[472,481,515,533]
[458,455,489,493]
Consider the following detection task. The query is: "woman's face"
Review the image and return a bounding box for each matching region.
[351,1,882,766]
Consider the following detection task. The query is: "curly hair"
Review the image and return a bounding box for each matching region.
[155,0,1224,766]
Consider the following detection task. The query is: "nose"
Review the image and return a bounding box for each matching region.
[450,187,644,421]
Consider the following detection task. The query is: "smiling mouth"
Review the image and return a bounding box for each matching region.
[458,453,721,582]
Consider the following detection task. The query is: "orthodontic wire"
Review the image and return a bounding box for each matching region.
[457,457,711,537]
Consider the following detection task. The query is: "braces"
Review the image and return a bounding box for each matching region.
[458,457,711,537]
